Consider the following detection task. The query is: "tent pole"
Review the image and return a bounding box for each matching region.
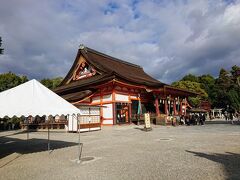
[89,107,90,132]
[27,117,29,140]
[48,121,50,152]
[77,114,82,163]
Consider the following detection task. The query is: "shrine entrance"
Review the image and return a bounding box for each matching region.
[116,103,130,124]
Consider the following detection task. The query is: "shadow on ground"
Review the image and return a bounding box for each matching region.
[0,135,77,159]
[186,150,240,180]
[0,129,67,138]
[134,127,145,131]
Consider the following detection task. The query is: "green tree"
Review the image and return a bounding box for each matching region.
[0,72,29,92]
[172,80,208,107]
[230,65,240,77]
[214,67,240,110]
[181,74,199,82]
[40,77,63,90]
[198,74,217,105]
[172,66,240,111]
[231,65,240,87]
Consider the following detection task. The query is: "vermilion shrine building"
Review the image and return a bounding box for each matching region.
[55,45,196,125]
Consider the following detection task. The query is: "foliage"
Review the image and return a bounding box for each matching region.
[198,74,217,105]
[172,80,207,107]
[0,72,28,92]
[188,96,201,107]
[181,74,199,82]
[214,67,240,110]
[172,80,208,99]
[40,77,63,90]
[172,65,240,111]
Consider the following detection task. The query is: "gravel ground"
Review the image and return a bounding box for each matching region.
[0,120,240,180]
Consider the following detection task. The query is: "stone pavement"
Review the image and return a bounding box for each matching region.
[0,121,239,180]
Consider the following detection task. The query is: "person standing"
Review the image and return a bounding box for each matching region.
[199,114,202,125]
[202,113,206,125]
[230,113,234,124]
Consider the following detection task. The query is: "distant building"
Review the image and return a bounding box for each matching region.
[199,100,211,112]
[55,45,197,125]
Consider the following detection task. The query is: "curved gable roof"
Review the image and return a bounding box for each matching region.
[60,45,164,88]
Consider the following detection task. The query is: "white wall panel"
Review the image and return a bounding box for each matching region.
[115,94,129,101]
[103,103,113,118]
[67,114,78,132]
[102,119,113,125]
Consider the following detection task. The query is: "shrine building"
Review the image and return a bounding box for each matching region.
[55,45,196,125]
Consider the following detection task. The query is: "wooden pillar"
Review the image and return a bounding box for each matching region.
[128,90,132,124]
[184,99,187,116]
[112,102,116,125]
[155,96,160,117]
[164,99,168,115]
[100,88,103,124]
[173,100,177,115]
[112,85,116,125]
[128,103,132,124]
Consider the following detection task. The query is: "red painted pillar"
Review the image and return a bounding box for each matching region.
[184,99,187,116]
[180,101,182,115]
[155,97,160,116]
[173,100,177,115]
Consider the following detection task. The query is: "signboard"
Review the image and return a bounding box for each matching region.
[144,113,151,129]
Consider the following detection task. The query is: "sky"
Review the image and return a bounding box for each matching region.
[0,0,240,84]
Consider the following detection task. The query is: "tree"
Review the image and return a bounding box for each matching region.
[40,77,63,90]
[172,80,208,107]
[0,72,28,92]
[40,79,53,89]
[181,74,199,82]
[213,67,240,110]
[172,66,240,111]
[230,65,240,77]
[231,65,240,87]
[199,74,217,105]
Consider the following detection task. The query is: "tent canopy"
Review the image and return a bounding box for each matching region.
[0,79,80,118]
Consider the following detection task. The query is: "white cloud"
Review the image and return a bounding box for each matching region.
[0,0,239,83]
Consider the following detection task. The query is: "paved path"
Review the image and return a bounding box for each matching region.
[0,121,240,180]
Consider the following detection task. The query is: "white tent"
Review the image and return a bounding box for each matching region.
[0,79,82,161]
[0,79,80,118]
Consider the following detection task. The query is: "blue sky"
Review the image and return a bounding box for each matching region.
[0,0,240,83]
